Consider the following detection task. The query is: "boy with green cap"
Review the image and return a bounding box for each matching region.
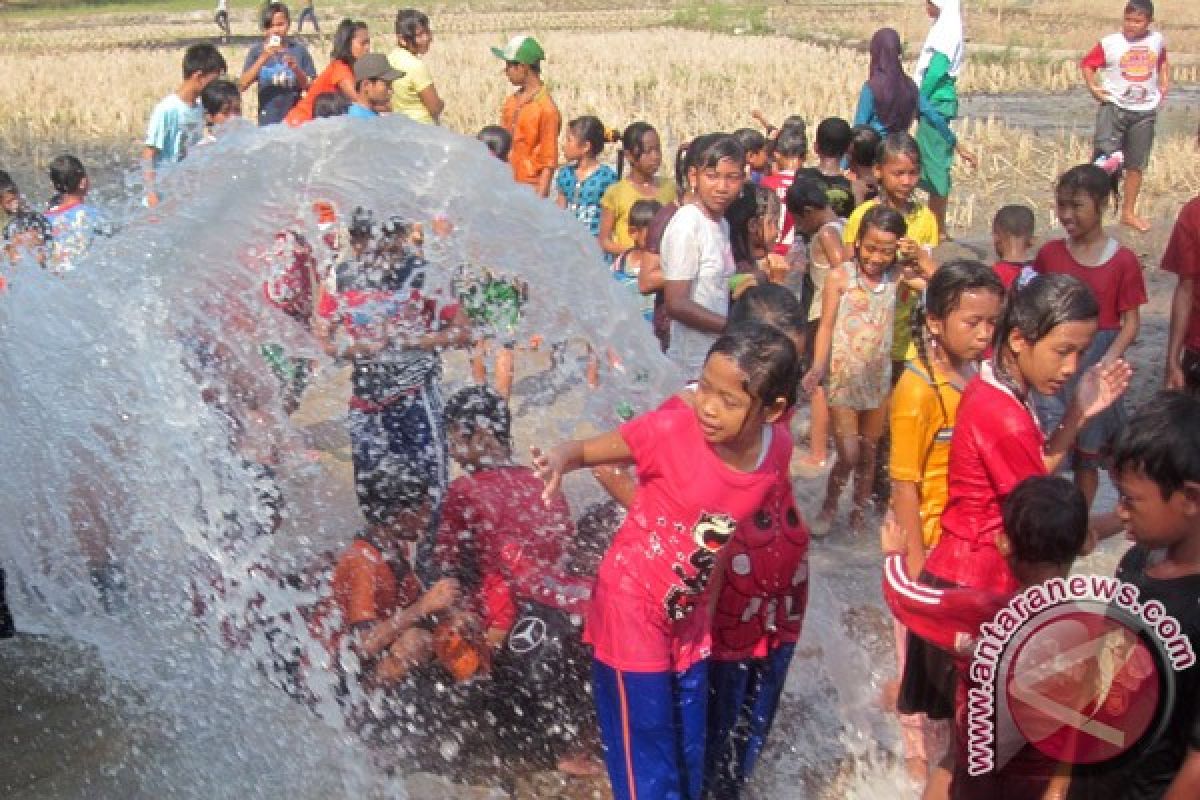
[493,35,560,198]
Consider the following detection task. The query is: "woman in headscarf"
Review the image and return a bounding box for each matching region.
[855,28,920,135]
[915,0,966,239]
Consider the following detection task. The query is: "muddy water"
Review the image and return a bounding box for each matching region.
[961,86,1200,139]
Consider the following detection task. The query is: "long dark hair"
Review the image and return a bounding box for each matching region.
[394,8,430,50]
[616,121,656,180]
[707,321,800,411]
[726,183,778,269]
[991,274,1099,400]
[331,18,368,65]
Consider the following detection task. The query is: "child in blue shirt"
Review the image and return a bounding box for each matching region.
[44,155,112,272]
[142,43,227,207]
[556,116,618,238]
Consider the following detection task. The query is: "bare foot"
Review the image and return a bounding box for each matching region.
[557,750,605,777]
[1120,213,1151,233]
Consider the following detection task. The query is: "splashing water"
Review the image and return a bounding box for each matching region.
[0,116,914,798]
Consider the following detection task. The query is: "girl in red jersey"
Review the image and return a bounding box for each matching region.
[533,322,800,800]
[896,274,1131,761]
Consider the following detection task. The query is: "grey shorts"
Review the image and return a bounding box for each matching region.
[1094,103,1158,171]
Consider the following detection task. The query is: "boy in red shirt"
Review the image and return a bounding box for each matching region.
[1163,195,1200,395]
[883,475,1089,798]
[991,204,1037,290]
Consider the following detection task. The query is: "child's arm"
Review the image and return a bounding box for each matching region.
[597,207,623,256]
[1080,43,1110,104]
[1166,275,1194,389]
[531,432,633,503]
[592,466,637,509]
[663,280,726,333]
[1158,48,1170,101]
[801,269,844,394]
[890,482,927,577]
[750,109,776,137]
[358,577,460,659]
[554,179,568,210]
[814,226,845,272]
[1045,360,1133,472]
[141,147,160,207]
[1103,307,1140,365]
[637,252,664,294]
[534,107,561,199]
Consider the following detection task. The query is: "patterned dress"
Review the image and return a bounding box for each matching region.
[826,260,898,410]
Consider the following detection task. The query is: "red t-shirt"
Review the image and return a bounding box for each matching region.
[1033,239,1147,330]
[760,170,796,257]
[1162,196,1200,352]
[433,465,590,633]
[991,259,1031,291]
[586,406,792,671]
[924,365,1044,595]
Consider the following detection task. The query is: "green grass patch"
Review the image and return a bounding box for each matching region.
[669,0,770,35]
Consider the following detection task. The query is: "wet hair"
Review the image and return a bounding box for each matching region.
[911,260,1006,422]
[993,204,1036,239]
[628,199,662,230]
[1125,0,1154,18]
[785,175,831,216]
[815,117,853,159]
[478,125,512,161]
[201,78,241,117]
[773,126,808,159]
[313,91,350,118]
[444,386,512,450]
[707,321,801,410]
[672,132,731,195]
[616,121,657,180]
[991,273,1099,399]
[260,2,290,29]
[726,183,779,268]
[1056,163,1114,214]
[48,154,87,195]
[394,8,430,46]
[358,469,432,526]
[856,203,907,243]
[733,128,768,156]
[1002,476,1089,567]
[876,131,921,167]
[182,43,227,79]
[0,170,15,196]
[331,18,369,65]
[1114,391,1200,500]
[567,116,619,158]
[728,283,806,343]
[848,125,882,168]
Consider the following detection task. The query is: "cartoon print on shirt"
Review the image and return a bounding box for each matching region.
[663,511,737,621]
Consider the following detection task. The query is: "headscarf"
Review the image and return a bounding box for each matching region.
[916,0,965,82]
[867,28,919,133]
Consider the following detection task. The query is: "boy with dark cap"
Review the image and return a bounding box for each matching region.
[347,53,404,118]
[493,35,560,198]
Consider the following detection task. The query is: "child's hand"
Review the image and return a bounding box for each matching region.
[417,577,461,616]
[1088,84,1110,104]
[801,367,824,396]
[764,253,790,283]
[531,445,566,504]
[879,512,905,555]
[751,109,770,129]
[1075,359,1132,420]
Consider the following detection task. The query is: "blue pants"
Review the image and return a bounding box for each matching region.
[704,643,796,798]
[592,659,709,800]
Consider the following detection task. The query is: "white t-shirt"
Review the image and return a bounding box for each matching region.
[660,203,736,376]
[1086,31,1167,113]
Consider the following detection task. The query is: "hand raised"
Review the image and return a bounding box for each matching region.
[1075,359,1132,420]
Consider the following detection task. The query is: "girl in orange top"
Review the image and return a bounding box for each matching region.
[284,19,369,126]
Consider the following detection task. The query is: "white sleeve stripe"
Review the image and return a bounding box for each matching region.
[884,555,944,606]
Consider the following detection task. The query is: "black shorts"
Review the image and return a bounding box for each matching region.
[897,571,960,721]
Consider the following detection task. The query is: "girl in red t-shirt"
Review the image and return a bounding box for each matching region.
[533,322,799,800]
[896,274,1131,739]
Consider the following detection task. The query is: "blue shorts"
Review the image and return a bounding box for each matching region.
[592,658,708,800]
[705,643,796,798]
[1031,329,1125,471]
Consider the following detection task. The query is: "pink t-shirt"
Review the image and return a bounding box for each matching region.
[1033,238,1147,330]
[924,364,1045,595]
[585,406,792,672]
[760,169,796,257]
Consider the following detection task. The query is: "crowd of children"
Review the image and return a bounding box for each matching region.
[2,0,1200,798]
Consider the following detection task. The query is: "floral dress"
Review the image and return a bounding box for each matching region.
[826,260,898,410]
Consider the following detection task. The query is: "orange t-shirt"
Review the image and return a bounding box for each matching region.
[331,538,422,629]
[500,87,561,187]
[285,59,353,126]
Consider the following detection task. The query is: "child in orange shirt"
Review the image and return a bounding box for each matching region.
[494,35,560,198]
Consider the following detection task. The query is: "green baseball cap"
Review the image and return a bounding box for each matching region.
[491,34,545,65]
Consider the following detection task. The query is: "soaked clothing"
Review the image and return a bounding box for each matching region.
[825,260,898,410]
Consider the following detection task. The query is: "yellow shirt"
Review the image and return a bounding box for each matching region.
[600,178,678,251]
[889,361,962,550]
[843,198,939,361]
[387,47,435,124]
